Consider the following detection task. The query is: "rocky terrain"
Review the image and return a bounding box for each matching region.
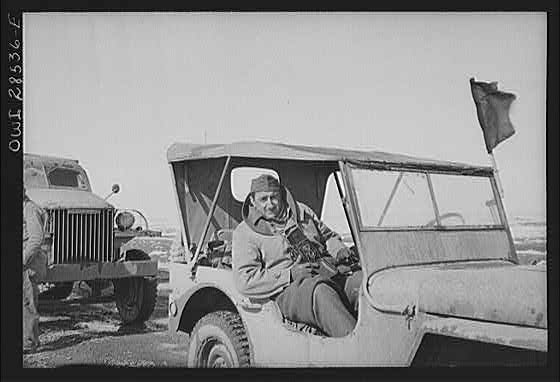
[23,265,190,368]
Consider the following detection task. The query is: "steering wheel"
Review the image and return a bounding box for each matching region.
[424,212,466,227]
[335,246,361,275]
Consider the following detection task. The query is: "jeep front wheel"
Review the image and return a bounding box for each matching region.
[113,276,157,324]
[188,310,251,368]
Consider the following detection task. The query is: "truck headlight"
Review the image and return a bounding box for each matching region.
[115,211,135,231]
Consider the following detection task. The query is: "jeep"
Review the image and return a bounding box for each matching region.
[166,141,547,367]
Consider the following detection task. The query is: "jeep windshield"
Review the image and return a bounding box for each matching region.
[349,166,502,229]
[347,164,514,270]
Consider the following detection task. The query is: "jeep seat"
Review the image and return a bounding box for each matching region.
[282,318,326,336]
[204,229,234,269]
[215,228,234,243]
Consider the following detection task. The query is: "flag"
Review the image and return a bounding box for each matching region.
[469,77,516,153]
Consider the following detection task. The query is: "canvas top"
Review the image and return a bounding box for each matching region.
[167,141,492,174]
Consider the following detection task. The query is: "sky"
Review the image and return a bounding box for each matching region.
[23,12,547,228]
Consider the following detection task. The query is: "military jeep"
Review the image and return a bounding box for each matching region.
[24,153,159,324]
[166,141,547,367]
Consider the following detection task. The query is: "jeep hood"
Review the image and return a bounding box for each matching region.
[367,261,547,329]
[26,188,113,210]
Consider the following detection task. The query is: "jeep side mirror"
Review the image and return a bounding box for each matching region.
[104,183,121,201]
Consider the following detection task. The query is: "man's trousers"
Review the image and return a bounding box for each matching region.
[275,270,363,337]
[23,270,40,351]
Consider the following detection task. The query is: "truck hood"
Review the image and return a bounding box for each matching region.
[27,188,113,210]
[367,261,547,329]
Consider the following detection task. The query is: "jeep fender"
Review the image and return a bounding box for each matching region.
[416,315,547,353]
[169,280,251,333]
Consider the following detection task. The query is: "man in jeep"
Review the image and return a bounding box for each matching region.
[232,175,362,337]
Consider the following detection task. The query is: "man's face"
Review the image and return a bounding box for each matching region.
[251,191,283,219]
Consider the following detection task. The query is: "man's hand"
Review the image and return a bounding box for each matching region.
[335,247,357,265]
[290,260,319,283]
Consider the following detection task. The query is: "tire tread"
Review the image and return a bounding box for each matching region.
[115,250,158,324]
[136,277,157,322]
[191,310,251,367]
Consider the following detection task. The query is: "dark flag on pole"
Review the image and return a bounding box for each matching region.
[469,77,516,153]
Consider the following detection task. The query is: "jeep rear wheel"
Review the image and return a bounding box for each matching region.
[114,276,157,324]
[188,310,251,368]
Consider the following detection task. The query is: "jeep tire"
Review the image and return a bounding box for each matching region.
[188,310,251,368]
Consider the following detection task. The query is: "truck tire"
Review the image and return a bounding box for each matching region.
[85,280,112,297]
[114,276,157,324]
[39,282,74,300]
[187,310,251,368]
[114,249,158,324]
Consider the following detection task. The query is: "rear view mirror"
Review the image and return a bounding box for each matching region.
[104,183,121,201]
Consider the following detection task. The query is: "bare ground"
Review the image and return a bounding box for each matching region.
[23,273,190,368]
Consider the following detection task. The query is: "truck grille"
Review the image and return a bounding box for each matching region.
[46,209,114,264]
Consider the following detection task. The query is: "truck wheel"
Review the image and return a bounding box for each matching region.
[85,280,111,297]
[188,310,251,368]
[39,282,74,300]
[114,276,157,324]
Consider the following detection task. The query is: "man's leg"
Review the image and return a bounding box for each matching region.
[343,270,363,313]
[23,270,40,352]
[312,283,356,338]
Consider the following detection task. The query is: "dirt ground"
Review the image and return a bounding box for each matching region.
[23,271,190,368]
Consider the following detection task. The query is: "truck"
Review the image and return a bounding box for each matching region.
[24,153,159,324]
[166,141,547,367]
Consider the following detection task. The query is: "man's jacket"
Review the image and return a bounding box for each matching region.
[232,186,346,299]
[23,198,47,278]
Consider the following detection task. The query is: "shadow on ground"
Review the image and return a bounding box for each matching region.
[36,278,170,353]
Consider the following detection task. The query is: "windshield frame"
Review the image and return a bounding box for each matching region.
[343,161,507,232]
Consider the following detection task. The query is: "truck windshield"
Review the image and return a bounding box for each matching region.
[350,167,502,229]
[44,163,90,190]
